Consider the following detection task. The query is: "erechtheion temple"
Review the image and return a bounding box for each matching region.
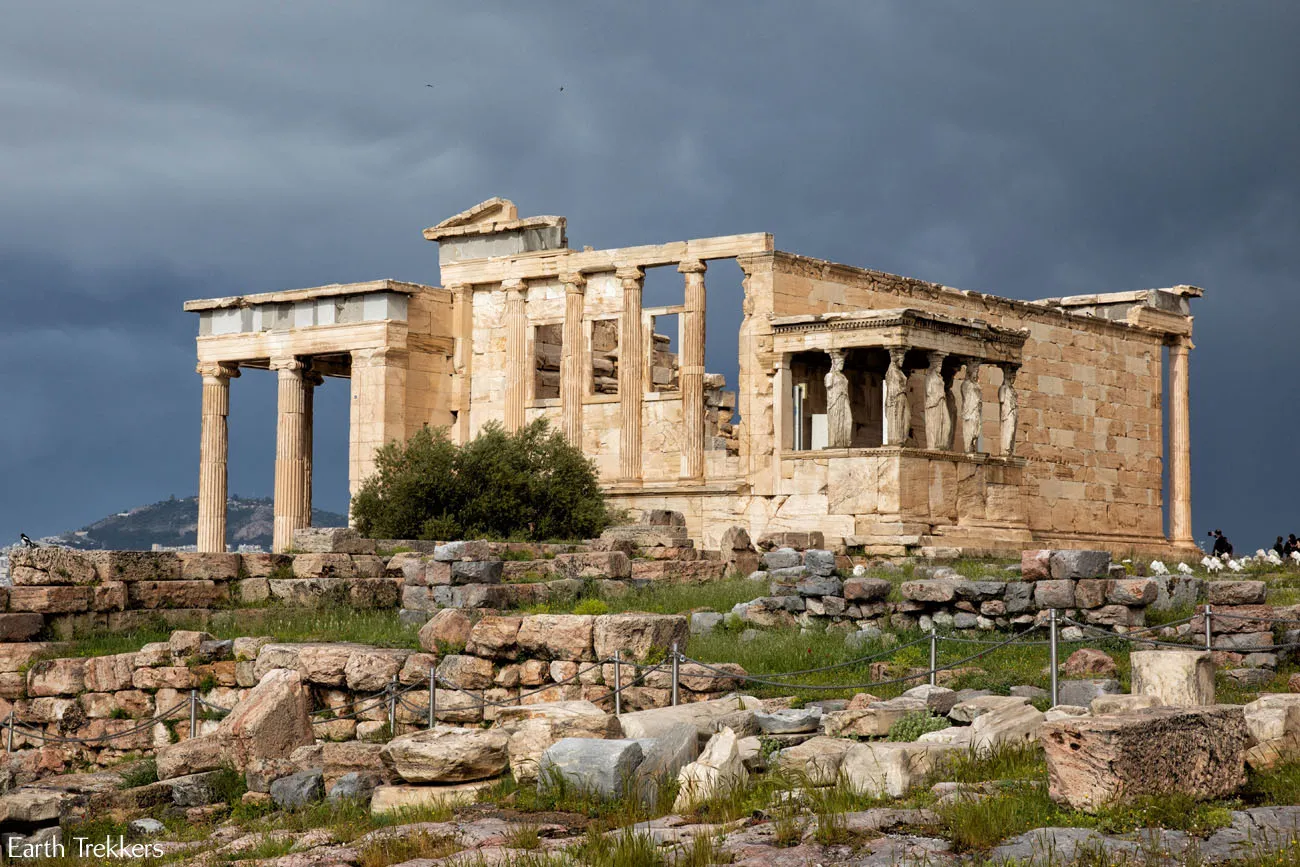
[186,198,1200,557]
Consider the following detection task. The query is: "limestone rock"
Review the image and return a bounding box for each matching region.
[902,684,959,715]
[380,726,509,784]
[465,616,522,659]
[1042,705,1249,810]
[218,668,315,770]
[823,698,926,738]
[493,701,622,783]
[436,654,494,689]
[617,695,761,741]
[754,707,822,734]
[1091,694,1163,715]
[592,614,688,663]
[948,694,1030,724]
[774,736,855,786]
[1207,581,1268,606]
[632,723,699,806]
[1062,648,1118,678]
[1130,650,1215,706]
[1021,550,1052,581]
[270,769,325,809]
[538,738,645,800]
[369,781,494,814]
[842,742,954,798]
[1049,550,1110,580]
[418,609,475,652]
[971,703,1045,754]
[515,614,596,661]
[1058,680,1120,708]
[673,727,746,811]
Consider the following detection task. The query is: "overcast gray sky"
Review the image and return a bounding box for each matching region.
[2,2,1297,550]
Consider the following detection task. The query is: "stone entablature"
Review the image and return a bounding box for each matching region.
[184,198,1201,558]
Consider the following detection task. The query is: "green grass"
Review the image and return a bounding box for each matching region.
[357,831,461,867]
[1245,759,1300,805]
[118,757,158,789]
[229,792,454,841]
[888,710,953,741]
[222,834,297,863]
[50,604,423,659]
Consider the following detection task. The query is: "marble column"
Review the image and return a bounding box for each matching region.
[772,356,790,495]
[923,351,952,451]
[825,349,852,448]
[679,259,707,478]
[1169,337,1194,543]
[503,279,527,433]
[196,361,239,553]
[999,363,1020,457]
[617,266,645,482]
[960,360,983,454]
[883,348,909,446]
[560,272,587,446]
[271,358,308,553]
[302,370,323,527]
[449,283,473,444]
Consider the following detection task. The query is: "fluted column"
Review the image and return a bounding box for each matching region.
[679,259,707,479]
[617,266,645,483]
[302,370,323,527]
[1169,337,1193,543]
[196,362,239,552]
[560,272,587,446]
[449,283,473,444]
[272,358,308,552]
[503,279,527,432]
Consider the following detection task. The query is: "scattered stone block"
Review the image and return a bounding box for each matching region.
[842,742,954,798]
[673,727,746,811]
[774,736,855,786]
[538,738,644,800]
[380,726,509,784]
[1058,679,1120,708]
[1042,705,1249,810]
[369,781,494,814]
[1207,581,1268,606]
[1049,550,1111,580]
[1063,648,1118,678]
[754,708,822,734]
[1131,650,1216,706]
[270,768,325,809]
[1091,694,1163,715]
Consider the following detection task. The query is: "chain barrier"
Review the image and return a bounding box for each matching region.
[9,603,1300,752]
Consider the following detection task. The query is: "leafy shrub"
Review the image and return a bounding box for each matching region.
[573,598,610,616]
[351,420,611,542]
[887,711,951,742]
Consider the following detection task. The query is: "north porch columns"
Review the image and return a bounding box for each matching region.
[271,358,308,553]
[679,259,707,479]
[1169,336,1194,544]
[196,361,239,553]
[617,266,645,483]
[503,279,528,432]
[560,272,586,445]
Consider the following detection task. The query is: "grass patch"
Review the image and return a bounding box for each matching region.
[357,831,460,867]
[1245,759,1300,805]
[937,783,1067,851]
[888,711,951,741]
[567,827,664,867]
[230,794,454,842]
[223,834,296,862]
[933,743,1048,785]
[118,757,158,789]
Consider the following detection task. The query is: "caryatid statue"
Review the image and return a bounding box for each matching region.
[923,351,952,450]
[999,363,1020,456]
[960,359,983,453]
[884,348,909,446]
[824,349,852,448]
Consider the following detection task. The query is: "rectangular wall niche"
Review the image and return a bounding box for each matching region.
[649,312,680,393]
[590,318,619,395]
[533,322,562,400]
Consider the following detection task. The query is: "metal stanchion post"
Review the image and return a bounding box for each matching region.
[189,689,198,739]
[671,642,680,707]
[1204,604,1213,652]
[388,676,398,734]
[434,670,444,727]
[929,628,938,687]
[1049,609,1059,708]
[613,651,622,717]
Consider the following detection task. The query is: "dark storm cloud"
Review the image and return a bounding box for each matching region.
[1,1,1297,548]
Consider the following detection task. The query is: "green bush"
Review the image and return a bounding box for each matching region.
[887,710,951,742]
[350,420,611,542]
[573,598,610,616]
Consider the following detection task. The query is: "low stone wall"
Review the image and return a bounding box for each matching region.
[2,531,732,638]
[734,547,1201,635]
[0,611,739,776]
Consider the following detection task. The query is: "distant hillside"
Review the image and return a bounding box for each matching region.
[35,496,348,552]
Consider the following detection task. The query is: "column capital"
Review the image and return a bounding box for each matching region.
[615,265,645,285]
[1167,335,1195,351]
[445,282,473,296]
[304,370,325,388]
[196,361,240,379]
[677,258,707,274]
[502,278,527,300]
[560,272,587,293]
[1000,361,1020,383]
[888,347,907,367]
[269,357,305,373]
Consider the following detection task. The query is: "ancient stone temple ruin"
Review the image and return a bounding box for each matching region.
[186,198,1200,557]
